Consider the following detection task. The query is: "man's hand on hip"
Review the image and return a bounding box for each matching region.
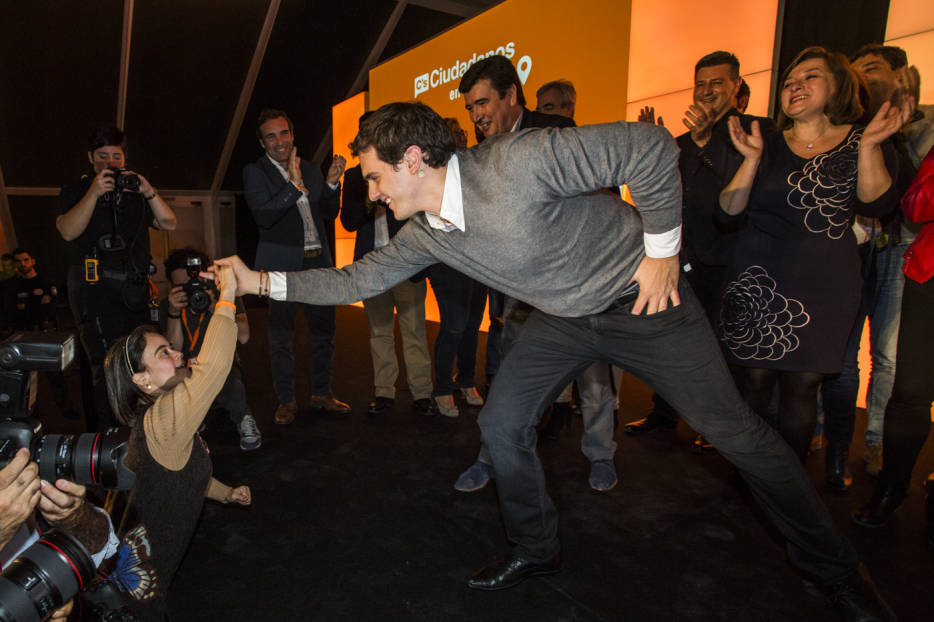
[630,255,681,315]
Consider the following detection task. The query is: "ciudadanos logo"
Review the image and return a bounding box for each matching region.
[414,41,532,100]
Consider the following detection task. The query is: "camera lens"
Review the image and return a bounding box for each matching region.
[36,428,135,491]
[187,288,211,314]
[0,529,94,622]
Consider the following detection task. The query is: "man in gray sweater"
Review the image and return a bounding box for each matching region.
[219,102,890,621]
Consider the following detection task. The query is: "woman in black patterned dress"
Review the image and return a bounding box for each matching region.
[717,47,911,463]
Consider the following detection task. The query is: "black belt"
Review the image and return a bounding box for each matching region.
[304,248,322,258]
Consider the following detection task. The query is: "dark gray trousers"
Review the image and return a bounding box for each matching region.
[478,280,858,584]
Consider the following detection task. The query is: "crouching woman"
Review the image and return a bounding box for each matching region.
[100,262,250,621]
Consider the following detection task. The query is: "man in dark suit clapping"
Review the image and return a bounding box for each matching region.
[243,109,349,424]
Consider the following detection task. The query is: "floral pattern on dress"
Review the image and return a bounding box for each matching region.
[786,128,862,239]
[720,265,810,361]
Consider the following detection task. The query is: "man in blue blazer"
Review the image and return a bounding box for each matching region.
[243,108,349,424]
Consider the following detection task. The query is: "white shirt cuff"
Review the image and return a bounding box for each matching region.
[643,225,682,258]
[91,507,120,568]
[269,271,287,300]
[327,181,339,190]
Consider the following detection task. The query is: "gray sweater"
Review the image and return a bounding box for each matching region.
[287,121,682,318]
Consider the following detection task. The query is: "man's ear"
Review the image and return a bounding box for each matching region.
[87,152,94,166]
[403,145,423,174]
[506,83,518,107]
[730,78,741,100]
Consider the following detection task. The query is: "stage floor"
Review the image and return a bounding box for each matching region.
[42,304,932,621]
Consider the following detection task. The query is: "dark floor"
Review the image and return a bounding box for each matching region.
[38,305,934,621]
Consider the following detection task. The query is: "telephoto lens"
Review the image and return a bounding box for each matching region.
[36,427,136,491]
[0,529,95,622]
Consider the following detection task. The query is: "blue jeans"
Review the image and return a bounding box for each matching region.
[480,280,858,583]
[428,264,486,396]
[822,241,906,450]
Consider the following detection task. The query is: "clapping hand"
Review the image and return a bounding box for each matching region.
[327,154,347,186]
[638,106,664,126]
[684,104,716,146]
[727,117,763,161]
[862,96,915,149]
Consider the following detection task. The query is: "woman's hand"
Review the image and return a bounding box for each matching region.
[215,263,237,303]
[225,485,251,506]
[862,97,915,150]
[727,117,763,161]
[213,255,262,297]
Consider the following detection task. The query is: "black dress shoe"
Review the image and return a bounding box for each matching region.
[624,414,677,435]
[367,396,394,416]
[852,477,906,528]
[412,398,436,417]
[826,565,896,622]
[826,443,853,494]
[542,402,572,442]
[467,553,562,591]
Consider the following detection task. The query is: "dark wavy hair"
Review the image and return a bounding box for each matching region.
[349,102,455,168]
[777,46,862,129]
[458,55,526,106]
[104,326,157,426]
[850,44,907,71]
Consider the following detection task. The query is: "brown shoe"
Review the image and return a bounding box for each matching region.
[274,400,297,425]
[310,394,351,414]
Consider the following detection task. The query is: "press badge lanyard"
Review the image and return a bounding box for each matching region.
[181,309,208,356]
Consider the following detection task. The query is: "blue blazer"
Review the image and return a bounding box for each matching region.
[242,155,340,271]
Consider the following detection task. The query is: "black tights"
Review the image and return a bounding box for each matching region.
[743,368,824,463]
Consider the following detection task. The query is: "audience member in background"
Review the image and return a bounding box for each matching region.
[718,46,907,467]
[454,59,620,492]
[819,44,919,490]
[243,108,349,424]
[851,143,933,540]
[341,112,434,417]
[902,66,934,168]
[629,51,776,455]
[9,247,77,418]
[162,247,261,450]
[424,116,487,419]
[535,79,576,118]
[102,262,251,621]
[56,125,177,431]
[735,79,750,113]
[0,254,15,336]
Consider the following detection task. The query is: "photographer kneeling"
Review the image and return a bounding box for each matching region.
[101,262,250,621]
[162,248,261,451]
[1,447,120,620]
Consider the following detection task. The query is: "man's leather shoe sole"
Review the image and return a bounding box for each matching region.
[624,417,676,436]
[466,554,562,591]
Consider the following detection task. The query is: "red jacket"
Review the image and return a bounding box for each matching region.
[902,145,934,283]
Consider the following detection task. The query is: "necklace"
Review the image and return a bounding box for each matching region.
[793,123,830,149]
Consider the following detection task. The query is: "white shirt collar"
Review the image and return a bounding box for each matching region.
[510,109,523,133]
[267,153,287,173]
[425,154,465,232]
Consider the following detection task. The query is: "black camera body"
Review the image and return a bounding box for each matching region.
[182,256,216,315]
[101,166,140,206]
[0,332,135,491]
